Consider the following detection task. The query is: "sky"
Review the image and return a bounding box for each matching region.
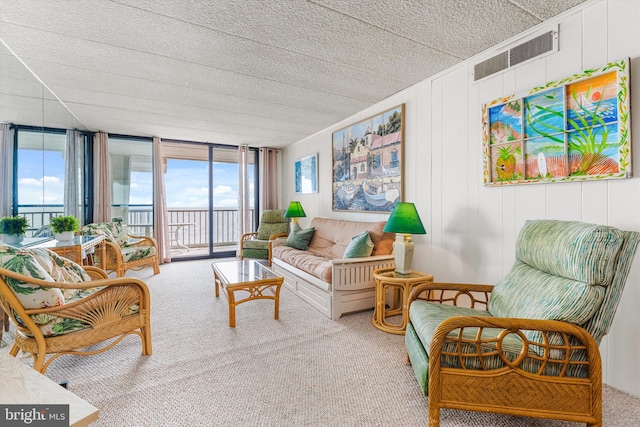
[17,149,254,209]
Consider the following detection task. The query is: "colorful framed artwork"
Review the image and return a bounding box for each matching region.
[332,104,404,212]
[294,153,318,194]
[482,58,631,186]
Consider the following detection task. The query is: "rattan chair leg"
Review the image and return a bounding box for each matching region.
[142,327,152,355]
[9,343,19,356]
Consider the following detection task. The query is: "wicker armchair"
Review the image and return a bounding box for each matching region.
[405,220,640,427]
[81,222,160,277]
[0,245,152,374]
[239,209,289,266]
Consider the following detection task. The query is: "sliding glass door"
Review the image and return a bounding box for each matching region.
[108,137,153,236]
[162,142,256,259]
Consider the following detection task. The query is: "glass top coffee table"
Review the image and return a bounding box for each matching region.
[211,259,284,327]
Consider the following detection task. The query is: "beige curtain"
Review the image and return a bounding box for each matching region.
[259,148,278,210]
[0,123,14,217]
[92,132,111,222]
[153,137,171,264]
[237,145,251,254]
[64,130,85,221]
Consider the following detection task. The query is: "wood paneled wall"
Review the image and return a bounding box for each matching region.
[281,0,640,396]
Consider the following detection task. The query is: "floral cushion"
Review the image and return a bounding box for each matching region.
[121,245,157,262]
[0,245,105,337]
[0,245,64,309]
[81,222,119,245]
[82,222,138,248]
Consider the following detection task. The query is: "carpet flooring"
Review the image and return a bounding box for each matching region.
[4,258,640,426]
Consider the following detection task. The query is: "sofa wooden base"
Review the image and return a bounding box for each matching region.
[272,255,394,320]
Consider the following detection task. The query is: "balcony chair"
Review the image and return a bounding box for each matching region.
[239,209,289,266]
[405,219,640,427]
[81,222,160,277]
[0,245,152,374]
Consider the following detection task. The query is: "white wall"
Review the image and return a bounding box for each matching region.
[281,0,640,396]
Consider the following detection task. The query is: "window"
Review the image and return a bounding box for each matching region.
[390,149,399,168]
[15,128,66,234]
[108,137,153,232]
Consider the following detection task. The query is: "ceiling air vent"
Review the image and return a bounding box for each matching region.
[474,52,509,81]
[510,30,554,66]
[472,25,558,82]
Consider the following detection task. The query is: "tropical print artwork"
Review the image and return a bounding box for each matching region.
[482,58,631,185]
[332,105,404,212]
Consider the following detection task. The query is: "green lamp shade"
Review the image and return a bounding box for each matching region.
[383,202,426,234]
[284,201,306,218]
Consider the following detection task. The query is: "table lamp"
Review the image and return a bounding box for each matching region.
[383,202,426,274]
[284,201,306,224]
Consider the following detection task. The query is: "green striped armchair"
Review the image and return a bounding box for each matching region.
[239,209,289,266]
[405,219,640,427]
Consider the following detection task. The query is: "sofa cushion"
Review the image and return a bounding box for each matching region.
[273,245,333,284]
[286,223,316,250]
[343,231,374,258]
[307,218,393,258]
[516,219,623,286]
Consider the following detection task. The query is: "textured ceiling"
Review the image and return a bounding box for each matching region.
[0,0,586,148]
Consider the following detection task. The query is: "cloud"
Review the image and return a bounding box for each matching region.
[213,185,233,195]
[17,176,64,204]
[19,176,61,186]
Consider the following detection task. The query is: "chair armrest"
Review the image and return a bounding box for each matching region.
[266,233,289,266]
[25,277,151,339]
[430,315,601,378]
[127,235,158,248]
[270,236,287,249]
[408,282,494,311]
[82,266,109,280]
[240,232,258,242]
[269,232,289,240]
[0,267,150,314]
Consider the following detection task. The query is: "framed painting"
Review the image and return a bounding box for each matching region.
[294,153,318,194]
[482,58,631,185]
[332,104,404,212]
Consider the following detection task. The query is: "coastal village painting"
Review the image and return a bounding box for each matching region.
[483,58,631,185]
[332,105,404,212]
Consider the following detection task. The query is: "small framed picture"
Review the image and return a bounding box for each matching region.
[294,153,318,194]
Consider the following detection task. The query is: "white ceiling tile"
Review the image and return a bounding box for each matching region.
[0,0,588,147]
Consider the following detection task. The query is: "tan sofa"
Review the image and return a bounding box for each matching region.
[271,217,395,320]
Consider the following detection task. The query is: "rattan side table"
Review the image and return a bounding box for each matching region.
[372,267,434,334]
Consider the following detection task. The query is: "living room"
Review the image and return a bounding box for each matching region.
[2,1,640,426]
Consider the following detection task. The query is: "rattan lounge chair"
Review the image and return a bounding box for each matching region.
[239,209,289,266]
[81,221,160,277]
[0,245,152,373]
[405,219,640,427]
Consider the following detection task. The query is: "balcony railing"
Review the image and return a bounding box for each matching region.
[17,205,255,252]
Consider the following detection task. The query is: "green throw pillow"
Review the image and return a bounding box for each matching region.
[285,223,315,250]
[343,231,374,258]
